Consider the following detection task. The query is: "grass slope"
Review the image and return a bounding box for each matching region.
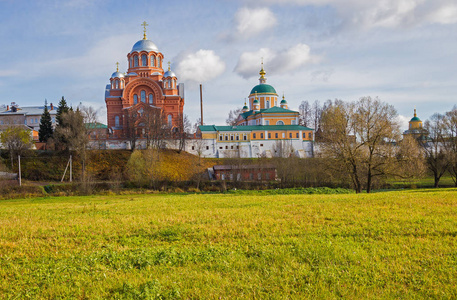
[1,190,456,299]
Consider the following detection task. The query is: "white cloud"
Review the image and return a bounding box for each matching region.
[234,44,317,78]
[397,114,410,130]
[234,7,277,38]
[249,0,457,28]
[176,50,226,83]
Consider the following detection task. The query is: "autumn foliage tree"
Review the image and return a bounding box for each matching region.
[319,96,416,193]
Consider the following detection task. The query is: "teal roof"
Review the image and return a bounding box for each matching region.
[250,84,277,95]
[239,106,298,120]
[410,117,421,122]
[85,122,108,129]
[199,124,314,132]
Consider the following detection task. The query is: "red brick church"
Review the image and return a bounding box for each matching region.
[105,22,184,139]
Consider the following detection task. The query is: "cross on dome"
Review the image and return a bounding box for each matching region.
[141,21,149,40]
[116,62,119,72]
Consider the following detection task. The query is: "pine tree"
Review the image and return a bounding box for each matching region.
[56,96,69,126]
[38,100,53,142]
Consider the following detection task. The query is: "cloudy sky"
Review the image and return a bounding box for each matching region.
[0,0,456,129]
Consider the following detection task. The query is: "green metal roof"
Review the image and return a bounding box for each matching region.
[199,124,314,132]
[85,122,108,129]
[239,106,298,119]
[250,84,277,95]
[410,117,421,122]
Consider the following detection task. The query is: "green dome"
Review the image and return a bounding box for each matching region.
[250,84,277,95]
[410,117,421,122]
[280,99,287,104]
[243,105,248,110]
[253,99,259,104]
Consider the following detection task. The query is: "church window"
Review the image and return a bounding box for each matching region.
[289,133,292,138]
[141,90,146,103]
[158,57,161,68]
[115,116,120,127]
[276,120,284,125]
[142,54,147,66]
[115,80,119,89]
[219,135,223,141]
[236,135,239,141]
[230,135,234,140]
[268,133,271,138]
[134,94,138,104]
[265,120,269,125]
[303,133,306,138]
[130,57,133,67]
[282,133,285,138]
[149,94,153,104]
[225,135,228,141]
[275,133,278,138]
[266,100,270,109]
[296,133,299,138]
[151,56,155,66]
[206,146,209,150]
[260,133,264,139]
[134,56,139,67]
[308,132,313,139]
[35,118,38,123]
[253,133,256,139]
[168,114,172,127]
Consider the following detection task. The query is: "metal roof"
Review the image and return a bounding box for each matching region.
[0,106,57,116]
[199,124,314,132]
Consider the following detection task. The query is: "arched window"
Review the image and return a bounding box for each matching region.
[168,114,172,127]
[168,79,172,89]
[115,80,119,89]
[266,100,270,109]
[141,54,147,66]
[141,90,146,103]
[115,116,120,127]
[276,120,284,125]
[130,57,133,68]
[134,94,138,104]
[150,56,155,67]
[134,56,139,67]
[149,94,153,104]
[158,57,161,68]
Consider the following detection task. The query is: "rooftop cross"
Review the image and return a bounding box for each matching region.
[141,21,149,40]
[116,62,119,72]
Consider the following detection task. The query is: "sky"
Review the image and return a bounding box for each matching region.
[0,0,456,130]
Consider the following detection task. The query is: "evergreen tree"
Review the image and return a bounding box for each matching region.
[56,96,69,126]
[38,100,53,142]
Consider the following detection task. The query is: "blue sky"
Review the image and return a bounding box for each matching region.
[0,0,456,129]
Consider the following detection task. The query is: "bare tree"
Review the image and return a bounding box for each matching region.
[54,106,94,182]
[226,107,243,126]
[142,106,166,150]
[444,107,457,186]
[423,113,449,188]
[320,97,403,193]
[124,108,139,150]
[299,100,311,127]
[176,114,191,153]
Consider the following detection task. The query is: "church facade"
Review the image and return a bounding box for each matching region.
[192,66,315,158]
[105,23,184,141]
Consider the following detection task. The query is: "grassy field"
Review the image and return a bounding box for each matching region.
[1,190,456,299]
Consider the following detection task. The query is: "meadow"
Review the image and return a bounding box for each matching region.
[0,189,456,299]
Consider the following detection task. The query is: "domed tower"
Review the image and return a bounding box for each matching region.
[105,22,185,139]
[280,94,288,109]
[248,61,278,110]
[163,62,178,96]
[409,108,423,130]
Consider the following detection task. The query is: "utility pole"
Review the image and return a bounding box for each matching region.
[18,155,21,186]
[200,84,203,126]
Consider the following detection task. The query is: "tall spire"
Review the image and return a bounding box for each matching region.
[259,58,267,84]
[141,21,149,40]
[168,61,171,71]
[414,108,417,117]
[116,62,119,72]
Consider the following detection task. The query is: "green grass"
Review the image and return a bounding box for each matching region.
[1,190,457,299]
